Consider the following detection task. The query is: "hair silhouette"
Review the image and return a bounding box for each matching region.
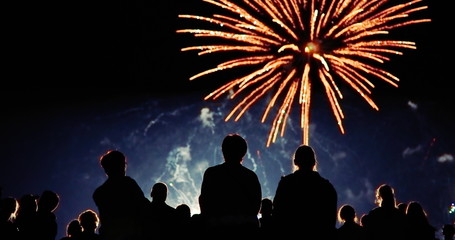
[59,219,82,240]
[78,209,101,240]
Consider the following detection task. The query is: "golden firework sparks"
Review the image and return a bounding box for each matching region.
[177,0,430,147]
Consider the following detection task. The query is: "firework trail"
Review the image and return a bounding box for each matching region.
[177,0,430,146]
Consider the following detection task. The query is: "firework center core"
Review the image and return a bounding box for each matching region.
[304,42,319,54]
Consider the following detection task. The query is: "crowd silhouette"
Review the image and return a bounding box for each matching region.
[1,133,454,240]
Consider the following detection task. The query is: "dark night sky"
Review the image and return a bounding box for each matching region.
[2,0,450,102]
[2,0,453,239]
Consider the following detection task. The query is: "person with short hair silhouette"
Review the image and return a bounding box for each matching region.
[362,183,407,240]
[35,190,60,240]
[175,203,191,221]
[145,181,177,239]
[272,144,338,239]
[78,209,101,240]
[198,133,262,237]
[93,150,150,240]
[59,219,82,240]
[336,204,367,240]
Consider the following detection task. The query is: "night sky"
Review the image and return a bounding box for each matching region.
[2,0,453,239]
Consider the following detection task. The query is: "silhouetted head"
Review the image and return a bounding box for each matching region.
[338,204,356,223]
[293,145,317,171]
[0,197,19,221]
[38,190,60,213]
[397,202,407,214]
[360,213,368,227]
[222,133,247,163]
[18,194,38,214]
[66,219,82,237]
[151,182,168,202]
[375,184,396,208]
[176,204,191,219]
[406,201,428,220]
[260,198,273,216]
[100,150,127,178]
[78,209,99,233]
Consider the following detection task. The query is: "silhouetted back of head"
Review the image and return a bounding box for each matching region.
[260,198,273,216]
[293,145,316,171]
[0,197,19,221]
[66,219,82,237]
[19,194,38,213]
[338,204,356,223]
[406,201,429,224]
[38,190,60,213]
[222,133,247,163]
[176,204,191,219]
[397,202,407,214]
[375,184,395,207]
[151,182,168,202]
[78,209,99,232]
[100,150,126,177]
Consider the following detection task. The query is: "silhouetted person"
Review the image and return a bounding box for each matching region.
[145,182,177,239]
[397,202,408,215]
[60,219,82,240]
[336,204,367,240]
[405,201,436,240]
[362,184,407,240]
[442,224,455,240]
[35,190,60,240]
[188,213,205,236]
[199,133,262,237]
[93,150,150,240]
[272,144,338,239]
[258,197,274,236]
[175,203,192,237]
[78,209,101,240]
[175,203,191,221]
[0,196,19,240]
[16,193,38,240]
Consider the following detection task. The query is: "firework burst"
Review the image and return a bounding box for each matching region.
[177,0,430,147]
